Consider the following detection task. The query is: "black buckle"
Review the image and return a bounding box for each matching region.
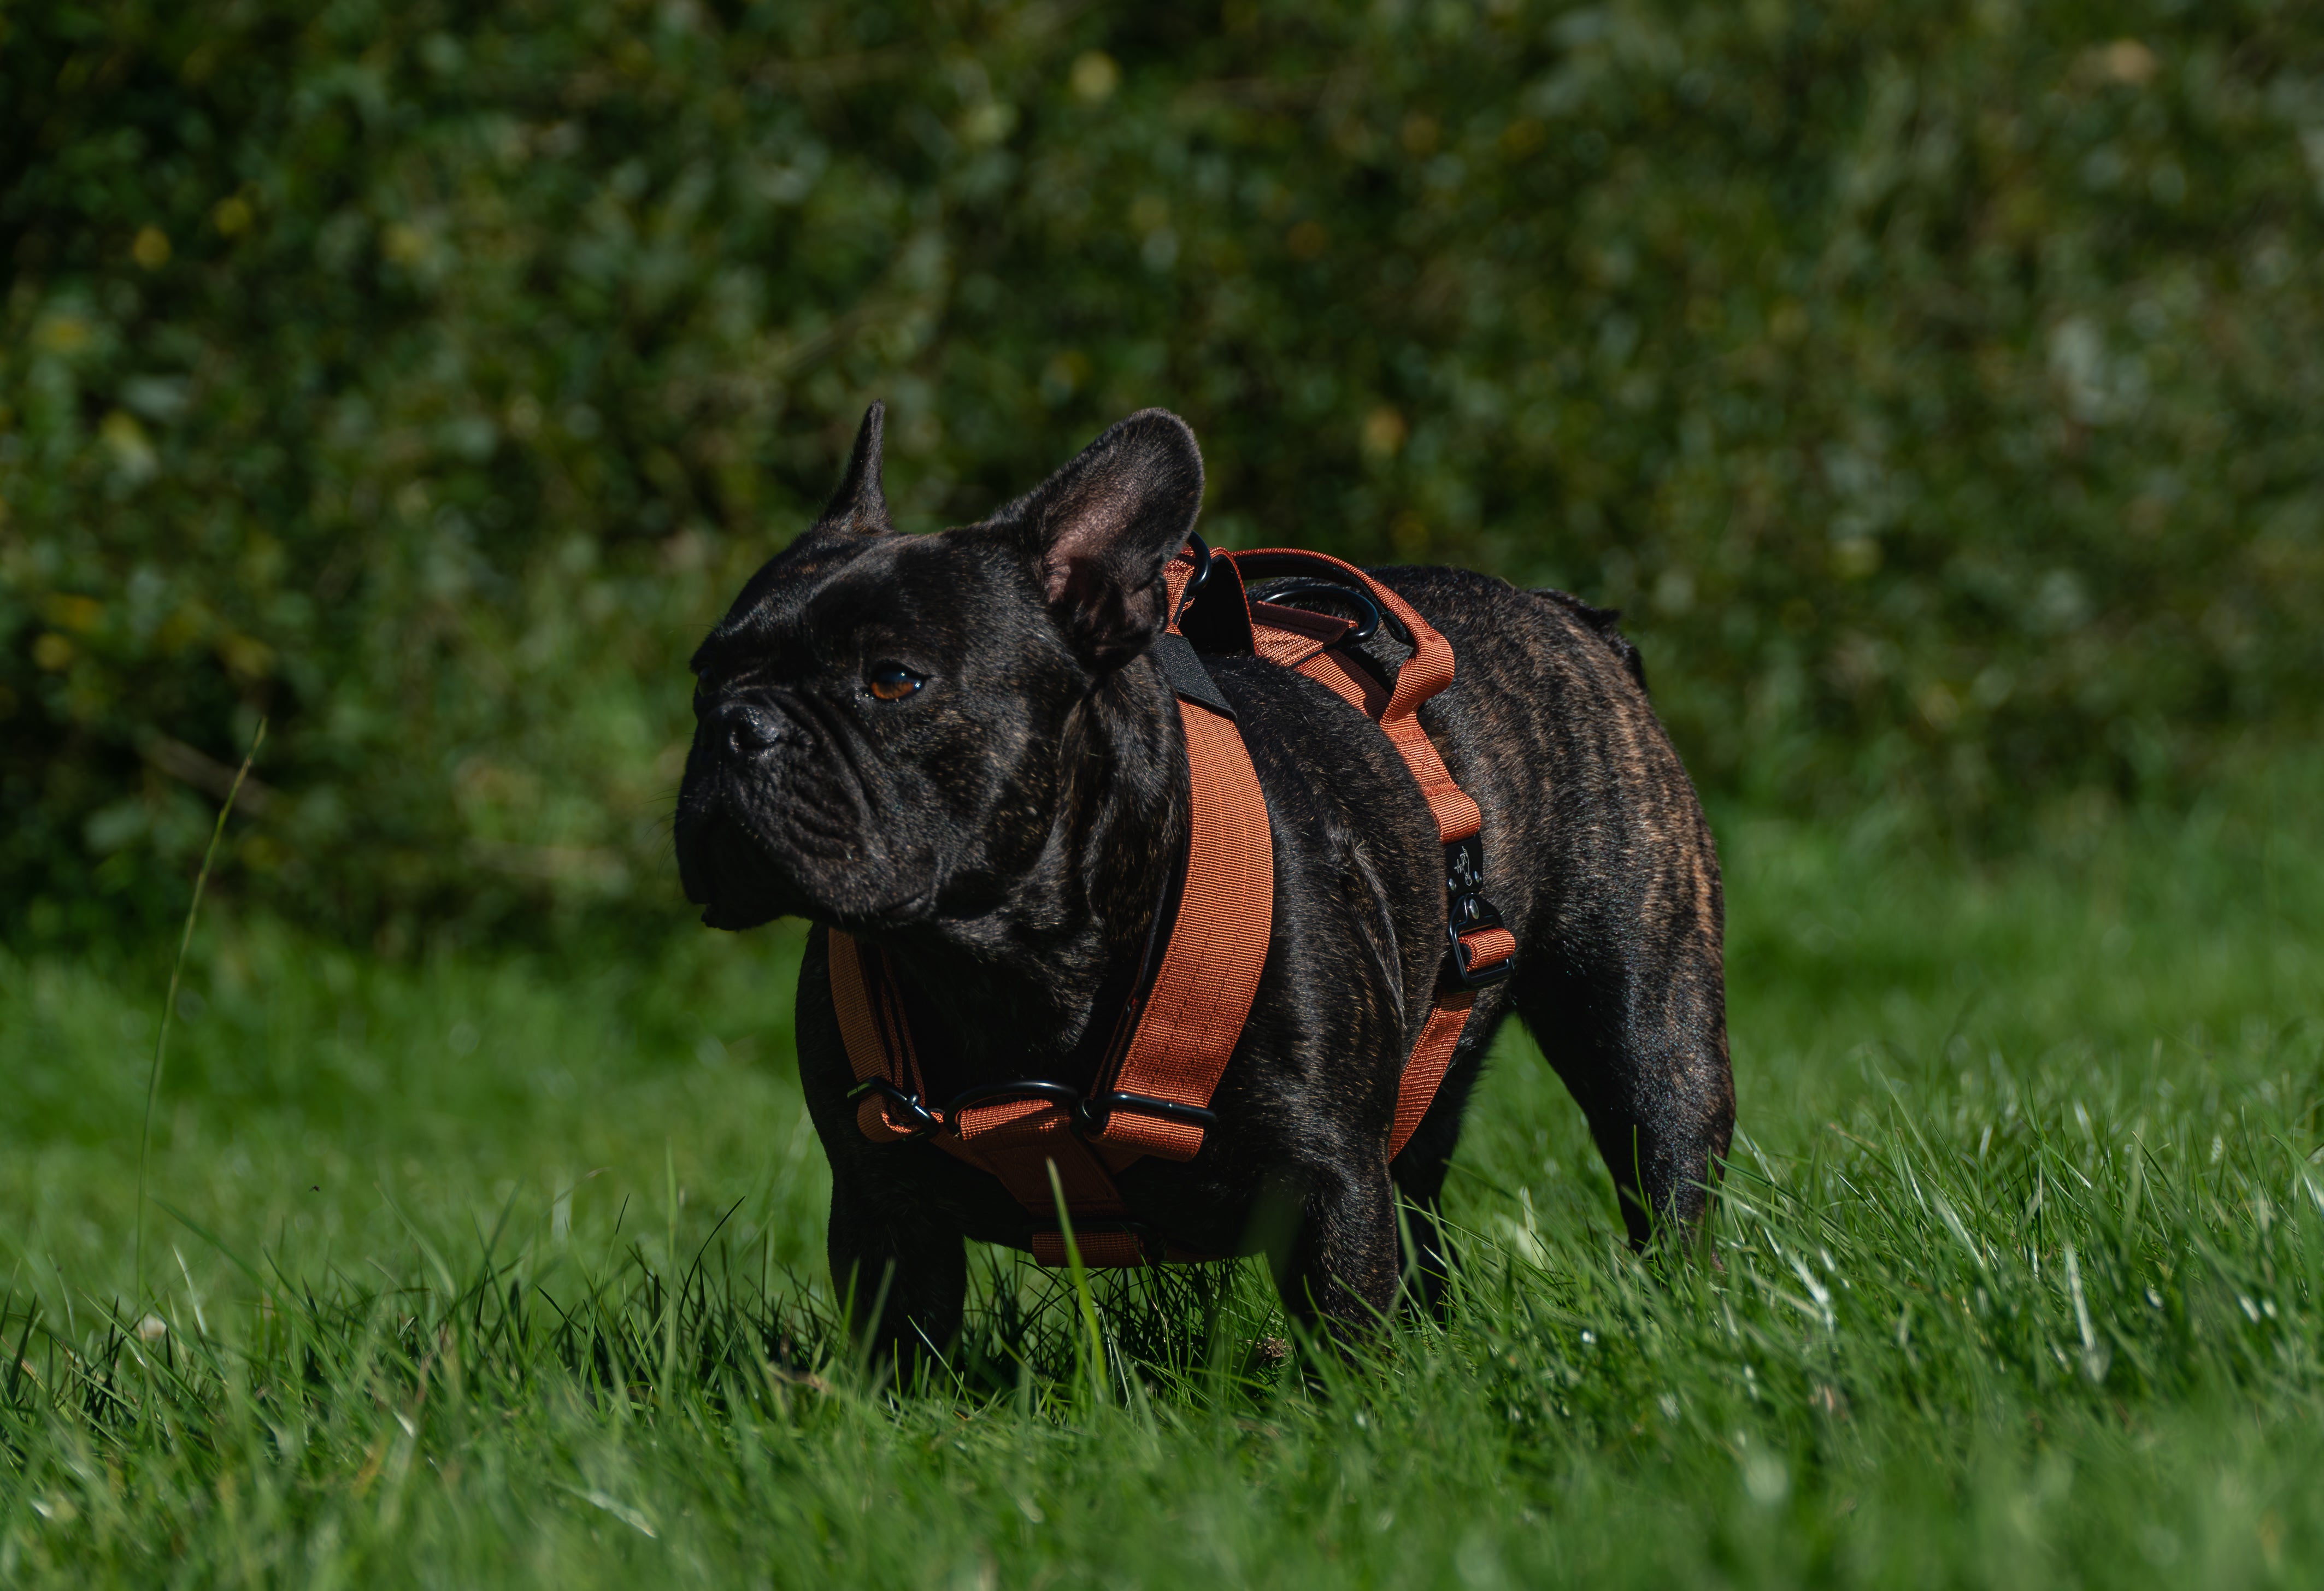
[850,1078,1219,1140]
[1445,913,1513,988]
[1446,835,1485,898]
[1442,836,1513,989]
[845,1077,944,1139]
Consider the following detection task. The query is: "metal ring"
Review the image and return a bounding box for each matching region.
[941,1079,1089,1122]
[1228,552,1414,646]
[845,1078,945,1138]
[1172,532,1214,627]
[1255,581,1382,643]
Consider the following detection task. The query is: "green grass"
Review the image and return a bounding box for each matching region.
[5,756,2322,1588]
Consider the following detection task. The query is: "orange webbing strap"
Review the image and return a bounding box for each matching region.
[1090,628,1275,1162]
[828,932,930,1143]
[829,932,1160,1264]
[1238,550,1482,847]
[1283,641,1385,719]
[1382,914,1512,1161]
[1246,599,1350,668]
[1236,550,1516,1159]
[1162,553,1202,624]
[1390,997,1472,1161]
[941,1099,1151,1268]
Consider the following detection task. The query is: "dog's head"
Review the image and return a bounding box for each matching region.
[674,404,1205,932]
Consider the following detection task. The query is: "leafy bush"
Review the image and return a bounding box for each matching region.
[5,0,2321,940]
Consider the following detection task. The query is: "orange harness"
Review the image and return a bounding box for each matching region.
[827,540,1515,1266]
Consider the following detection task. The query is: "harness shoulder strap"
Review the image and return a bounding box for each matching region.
[1234,549,1481,846]
[828,933,928,1143]
[1087,689,1271,1161]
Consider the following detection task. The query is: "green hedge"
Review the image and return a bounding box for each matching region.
[5,1,2322,941]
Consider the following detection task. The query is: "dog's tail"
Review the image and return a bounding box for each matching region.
[1528,587,1648,693]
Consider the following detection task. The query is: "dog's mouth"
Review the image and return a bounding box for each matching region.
[675,783,938,935]
[676,806,797,930]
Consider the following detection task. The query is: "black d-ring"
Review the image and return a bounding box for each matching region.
[1228,552,1415,647]
[942,1079,1090,1121]
[1172,532,1214,627]
[1255,581,1382,643]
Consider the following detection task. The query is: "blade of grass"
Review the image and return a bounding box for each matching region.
[1046,1161,1109,1410]
[152,1198,267,1295]
[134,717,266,1299]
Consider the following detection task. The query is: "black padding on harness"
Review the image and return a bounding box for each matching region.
[1153,633,1235,721]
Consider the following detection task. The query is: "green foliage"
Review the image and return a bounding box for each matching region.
[4,759,2323,1584]
[6,0,2324,936]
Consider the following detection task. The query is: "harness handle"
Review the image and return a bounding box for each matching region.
[1226,550,1416,647]
[1251,581,1382,643]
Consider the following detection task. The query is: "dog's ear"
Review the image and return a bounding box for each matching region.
[818,403,890,535]
[1002,409,1205,670]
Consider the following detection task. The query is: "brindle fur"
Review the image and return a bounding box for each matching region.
[675,405,1732,1359]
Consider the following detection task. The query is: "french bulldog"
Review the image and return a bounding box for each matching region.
[674,404,1732,1358]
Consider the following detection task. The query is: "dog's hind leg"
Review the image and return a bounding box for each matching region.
[1514,925,1732,1252]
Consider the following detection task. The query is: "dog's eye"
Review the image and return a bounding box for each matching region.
[867,664,925,702]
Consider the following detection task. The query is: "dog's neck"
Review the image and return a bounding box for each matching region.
[864,652,1188,1083]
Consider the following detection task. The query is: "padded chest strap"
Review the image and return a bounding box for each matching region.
[1085,686,1272,1160]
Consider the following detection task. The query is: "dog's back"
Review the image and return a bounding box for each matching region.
[1231,563,1732,1268]
[1379,565,1731,1256]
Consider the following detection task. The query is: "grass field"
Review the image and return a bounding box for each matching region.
[4,755,2322,1588]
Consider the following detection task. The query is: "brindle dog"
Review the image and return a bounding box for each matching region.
[675,404,1732,1356]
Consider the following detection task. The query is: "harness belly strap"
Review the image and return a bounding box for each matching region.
[825,538,1511,1265]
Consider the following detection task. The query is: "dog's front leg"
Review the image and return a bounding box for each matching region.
[1263,1158,1400,1346]
[827,1174,965,1376]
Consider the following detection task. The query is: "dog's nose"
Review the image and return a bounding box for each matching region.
[705,697,786,759]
